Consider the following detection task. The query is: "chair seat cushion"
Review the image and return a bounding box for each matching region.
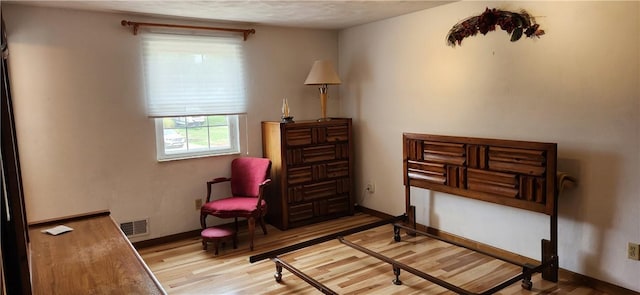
[201,197,266,218]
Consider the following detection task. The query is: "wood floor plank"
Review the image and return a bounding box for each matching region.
[138,213,610,294]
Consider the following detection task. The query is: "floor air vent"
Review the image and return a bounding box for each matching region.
[120,219,149,237]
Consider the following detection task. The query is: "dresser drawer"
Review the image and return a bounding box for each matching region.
[287,178,350,203]
[287,166,313,185]
[288,195,350,223]
[287,161,350,185]
[286,144,349,165]
[288,202,313,223]
[285,123,349,147]
[326,161,349,178]
[287,180,336,203]
[285,128,313,146]
[326,196,350,214]
[325,125,349,142]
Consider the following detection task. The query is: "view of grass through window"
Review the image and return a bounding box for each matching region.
[162,115,232,154]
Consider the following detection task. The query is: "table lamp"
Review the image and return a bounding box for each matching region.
[304,60,341,121]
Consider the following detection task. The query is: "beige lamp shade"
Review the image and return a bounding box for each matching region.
[304,60,341,85]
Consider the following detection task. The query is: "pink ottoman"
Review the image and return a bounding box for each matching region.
[201,227,237,255]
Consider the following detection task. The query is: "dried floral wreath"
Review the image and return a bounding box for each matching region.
[446,7,545,47]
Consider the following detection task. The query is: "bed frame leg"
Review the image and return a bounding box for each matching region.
[392,266,403,285]
[541,239,559,282]
[407,205,417,237]
[274,261,283,282]
[521,263,535,290]
[393,225,401,242]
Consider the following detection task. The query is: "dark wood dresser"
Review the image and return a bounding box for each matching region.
[261,118,354,230]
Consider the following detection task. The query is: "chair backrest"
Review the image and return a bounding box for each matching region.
[230,157,271,197]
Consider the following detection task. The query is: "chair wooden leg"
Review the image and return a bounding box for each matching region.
[232,231,237,249]
[248,217,256,251]
[234,217,239,233]
[260,215,268,235]
[200,214,207,229]
[213,240,220,255]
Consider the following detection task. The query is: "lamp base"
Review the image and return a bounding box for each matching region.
[319,90,328,121]
[281,116,294,123]
[317,117,332,122]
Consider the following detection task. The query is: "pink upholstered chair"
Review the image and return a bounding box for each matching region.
[200,157,271,251]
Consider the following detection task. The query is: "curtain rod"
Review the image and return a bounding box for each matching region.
[121,20,255,41]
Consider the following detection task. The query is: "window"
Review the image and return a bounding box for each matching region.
[156,115,239,161]
[142,33,246,161]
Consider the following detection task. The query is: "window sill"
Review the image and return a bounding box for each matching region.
[157,151,241,162]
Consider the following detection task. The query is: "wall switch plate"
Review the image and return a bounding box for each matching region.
[628,242,640,260]
[195,198,203,210]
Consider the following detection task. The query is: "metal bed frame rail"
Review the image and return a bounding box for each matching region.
[249,215,550,295]
[249,215,405,295]
[391,223,553,293]
[249,216,404,263]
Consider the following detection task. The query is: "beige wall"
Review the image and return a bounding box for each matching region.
[4,4,339,241]
[5,1,640,292]
[339,1,639,291]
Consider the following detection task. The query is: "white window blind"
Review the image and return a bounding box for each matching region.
[142,33,246,117]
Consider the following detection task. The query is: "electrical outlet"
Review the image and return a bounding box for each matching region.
[195,198,203,210]
[629,242,640,260]
[365,183,375,193]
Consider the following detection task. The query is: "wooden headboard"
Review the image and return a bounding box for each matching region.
[403,133,557,216]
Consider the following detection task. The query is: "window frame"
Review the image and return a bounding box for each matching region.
[155,115,241,161]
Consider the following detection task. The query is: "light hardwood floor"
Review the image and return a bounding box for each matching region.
[138,213,608,294]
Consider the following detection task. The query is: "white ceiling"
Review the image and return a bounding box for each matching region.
[6,1,453,30]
